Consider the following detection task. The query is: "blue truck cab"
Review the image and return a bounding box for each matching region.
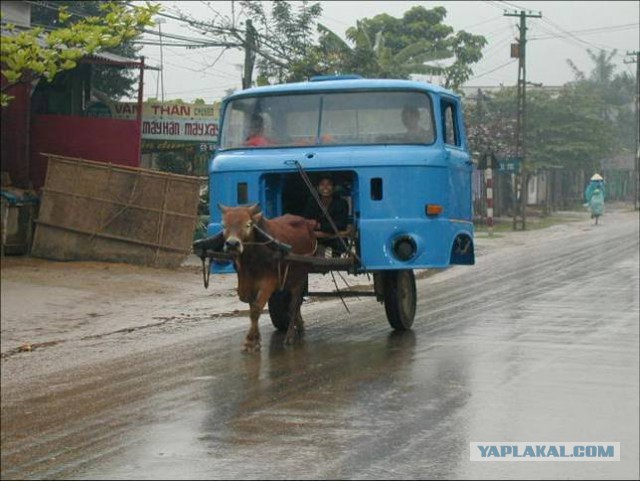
[207,77,475,274]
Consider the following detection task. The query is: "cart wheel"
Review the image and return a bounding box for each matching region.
[268,290,292,331]
[268,279,308,331]
[382,270,416,331]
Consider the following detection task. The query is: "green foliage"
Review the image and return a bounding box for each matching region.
[1,1,159,106]
[240,0,324,83]
[467,46,636,176]
[567,49,636,156]
[156,151,191,175]
[31,1,150,100]
[526,86,615,170]
[316,6,487,90]
[176,2,482,88]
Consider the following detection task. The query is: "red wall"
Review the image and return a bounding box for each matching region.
[30,114,141,189]
[1,82,31,188]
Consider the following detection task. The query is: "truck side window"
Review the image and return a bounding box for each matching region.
[441,100,459,147]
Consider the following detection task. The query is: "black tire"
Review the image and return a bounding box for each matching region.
[268,278,308,331]
[382,270,416,331]
[268,290,292,332]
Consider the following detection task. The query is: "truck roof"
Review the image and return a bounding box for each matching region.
[227,78,459,100]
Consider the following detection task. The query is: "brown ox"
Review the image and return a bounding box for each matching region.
[219,203,317,352]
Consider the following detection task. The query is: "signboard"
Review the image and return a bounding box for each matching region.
[498,157,522,173]
[140,140,216,153]
[86,101,221,143]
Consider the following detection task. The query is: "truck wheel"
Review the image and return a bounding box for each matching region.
[382,270,416,331]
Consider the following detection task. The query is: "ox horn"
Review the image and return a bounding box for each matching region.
[247,203,262,215]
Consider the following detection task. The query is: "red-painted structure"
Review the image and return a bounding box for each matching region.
[29,115,141,189]
[1,53,148,189]
[0,81,31,187]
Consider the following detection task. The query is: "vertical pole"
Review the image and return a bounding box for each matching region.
[505,9,541,230]
[486,167,494,236]
[634,52,639,210]
[137,56,144,166]
[242,19,255,90]
[520,11,528,230]
[624,51,639,209]
[636,52,639,210]
[158,19,165,103]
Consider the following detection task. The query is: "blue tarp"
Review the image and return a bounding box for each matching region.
[0,189,39,206]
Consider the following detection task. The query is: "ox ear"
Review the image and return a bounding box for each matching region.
[218,203,229,214]
[252,212,263,224]
[247,203,262,215]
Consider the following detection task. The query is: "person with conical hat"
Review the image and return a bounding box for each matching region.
[589,186,605,219]
[585,173,605,204]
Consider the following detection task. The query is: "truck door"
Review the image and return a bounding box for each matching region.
[441,96,473,222]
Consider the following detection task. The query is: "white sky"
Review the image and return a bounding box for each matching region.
[134,1,640,102]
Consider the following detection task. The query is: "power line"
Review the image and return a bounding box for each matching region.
[163,82,240,97]
[460,15,504,31]
[496,0,533,12]
[541,16,617,53]
[468,59,518,81]
[530,22,639,40]
[482,1,509,13]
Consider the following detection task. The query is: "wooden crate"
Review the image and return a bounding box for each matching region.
[31,154,200,268]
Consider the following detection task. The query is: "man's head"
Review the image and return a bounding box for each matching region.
[401,105,420,130]
[317,175,335,198]
[249,113,265,136]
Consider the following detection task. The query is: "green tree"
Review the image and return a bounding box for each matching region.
[526,86,615,171]
[467,86,615,172]
[244,0,323,82]
[567,49,636,156]
[1,2,159,106]
[320,6,487,91]
[30,1,146,100]
[172,0,323,86]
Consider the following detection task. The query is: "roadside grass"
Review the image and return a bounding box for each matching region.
[474,209,586,237]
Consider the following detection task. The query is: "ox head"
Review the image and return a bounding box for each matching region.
[218,203,262,254]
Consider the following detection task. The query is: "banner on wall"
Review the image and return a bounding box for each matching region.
[86,101,221,143]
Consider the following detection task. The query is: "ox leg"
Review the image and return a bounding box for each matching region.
[244,282,277,353]
[244,303,262,352]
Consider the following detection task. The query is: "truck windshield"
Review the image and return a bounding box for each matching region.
[219,90,435,149]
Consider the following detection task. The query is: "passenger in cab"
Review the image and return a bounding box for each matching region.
[303,175,350,255]
[245,113,272,147]
[401,105,429,142]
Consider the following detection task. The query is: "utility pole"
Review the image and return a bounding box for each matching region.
[157,18,166,103]
[505,9,542,230]
[624,51,639,210]
[242,19,256,90]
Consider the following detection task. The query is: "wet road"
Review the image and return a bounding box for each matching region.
[1,214,639,480]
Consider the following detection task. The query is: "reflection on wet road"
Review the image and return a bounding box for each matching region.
[1,216,638,480]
